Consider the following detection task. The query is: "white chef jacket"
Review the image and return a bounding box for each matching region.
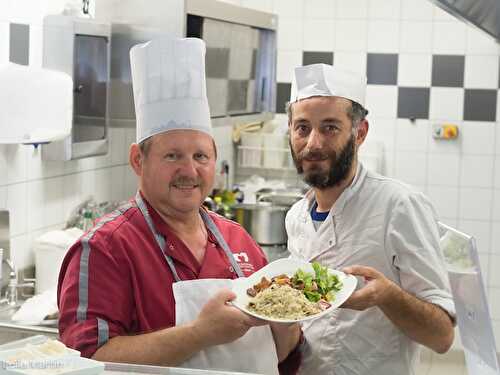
[286,163,455,375]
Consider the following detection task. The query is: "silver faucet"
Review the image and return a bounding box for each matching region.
[0,257,36,306]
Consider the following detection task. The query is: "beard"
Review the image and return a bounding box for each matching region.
[290,134,356,189]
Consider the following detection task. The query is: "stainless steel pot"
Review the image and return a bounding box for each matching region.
[233,202,288,245]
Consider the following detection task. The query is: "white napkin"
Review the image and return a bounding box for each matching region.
[12,289,58,323]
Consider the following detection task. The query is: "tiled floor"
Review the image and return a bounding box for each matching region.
[417,349,467,375]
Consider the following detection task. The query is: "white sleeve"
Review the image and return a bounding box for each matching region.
[386,192,456,320]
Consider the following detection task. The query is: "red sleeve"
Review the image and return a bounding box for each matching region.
[57,236,134,358]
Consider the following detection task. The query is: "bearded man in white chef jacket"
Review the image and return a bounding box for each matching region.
[284,64,456,375]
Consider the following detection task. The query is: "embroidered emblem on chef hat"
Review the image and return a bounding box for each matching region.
[130,37,212,144]
[290,63,367,106]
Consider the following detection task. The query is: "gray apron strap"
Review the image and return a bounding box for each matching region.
[199,209,244,278]
[135,192,181,282]
[135,191,244,280]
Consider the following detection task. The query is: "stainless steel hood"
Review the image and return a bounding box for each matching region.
[429,0,500,41]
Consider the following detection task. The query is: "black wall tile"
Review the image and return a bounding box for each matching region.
[302,51,334,66]
[276,82,292,114]
[463,89,497,122]
[397,87,430,119]
[206,48,230,78]
[9,23,30,66]
[432,55,465,87]
[367,53,398,85]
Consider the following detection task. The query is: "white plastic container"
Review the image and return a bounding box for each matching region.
[240,132,263,167]
[262,134,286,169]
[34,228,83,294]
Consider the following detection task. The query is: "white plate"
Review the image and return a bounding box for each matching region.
[232,258,357,323]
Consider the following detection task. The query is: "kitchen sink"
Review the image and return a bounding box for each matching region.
[0,300,58,335]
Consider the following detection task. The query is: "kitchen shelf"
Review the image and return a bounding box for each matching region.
[237,145,295,170]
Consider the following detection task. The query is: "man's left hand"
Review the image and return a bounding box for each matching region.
[341,265,398,310]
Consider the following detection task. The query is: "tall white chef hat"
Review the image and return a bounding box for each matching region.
[130,37,212,144]
[290,64,367,106]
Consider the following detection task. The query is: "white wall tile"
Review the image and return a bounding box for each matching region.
[400,0,433,20]
[428,131,462,154]
[491,223,500,255]
[365,86,397,118]
[0,146,7,186]
[399,21,433,54]
[333,51,367,75]
[5,145,27,184]
[394,151,427,186]
[0,186,6,209]
[432,5,458,22]
[45,176,64,227]
[110,166,126,202]
[427,153,460,186]
[277,18,303,50]
[336,0,368,19]
[459,122,496,155]
[495,156,500,189]
[0,21,9,64]
[464,55,499,89]
[273,0,303,19]
[80,170,96,201]
[109,128,127,166]
[62,173,83,223]
[397,54,432,87]
[432,21,467,55]
[241,0,273,13]
[367,20,399,53]
[493,190,500,221]
[459,187,492,221]
[365,117,396,151]
[395,119,429,152]
[429,88,464,122]
[7,183,27,236]
[9,234,32,271]
[458,220,491,254]
[124,167,138,199]
[9,0,45,24]
[382,150,395,177]
[28,24,43,68]
[460,155,494,188]
[303,19,335,52]
[466,26,499,55]
[304,0,335,19]
[26,147,65,180]
[27,180,45,231]
[427,186,459,219]
[94,168,112,203]
[335,20,367,52]
[368,0,400,19]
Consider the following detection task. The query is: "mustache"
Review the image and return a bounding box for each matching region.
[171,176,201,186]
[296,149,332,162]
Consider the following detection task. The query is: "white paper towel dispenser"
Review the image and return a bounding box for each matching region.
[0,63,73,145]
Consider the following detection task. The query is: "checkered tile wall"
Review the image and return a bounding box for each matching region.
[277,51,498,123]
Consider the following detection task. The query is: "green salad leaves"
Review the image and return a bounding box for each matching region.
[291,262,343,302]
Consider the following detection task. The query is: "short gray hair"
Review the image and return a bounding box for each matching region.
[286,98,368,130]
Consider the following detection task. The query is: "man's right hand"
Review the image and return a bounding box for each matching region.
[192,289,267,347]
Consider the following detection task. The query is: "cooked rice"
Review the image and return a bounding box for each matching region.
[248,284,321,320]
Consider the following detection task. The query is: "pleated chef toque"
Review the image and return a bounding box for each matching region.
[290,63,367,106]
[130,37,212,144]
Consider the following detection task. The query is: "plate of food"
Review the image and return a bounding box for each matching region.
[232,258,357,323]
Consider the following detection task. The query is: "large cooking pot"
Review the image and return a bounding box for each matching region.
[233,202,289,245]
